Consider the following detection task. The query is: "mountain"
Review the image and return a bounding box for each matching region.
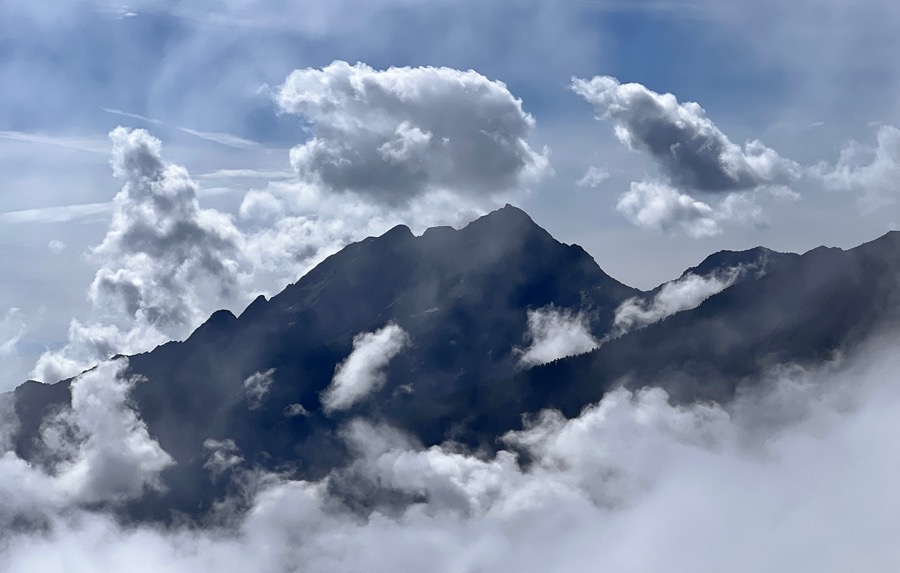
[10,205,639,519]
[494,232,900,426]
[9,206,900,522]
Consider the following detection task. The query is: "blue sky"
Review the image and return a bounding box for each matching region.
[3,0,900,388]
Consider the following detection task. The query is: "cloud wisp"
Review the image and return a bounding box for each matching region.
[613,267,743,336]
[517,305,599,366]
[322,323,411,413]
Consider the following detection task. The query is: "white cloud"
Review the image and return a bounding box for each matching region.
[0,201,114,224]
[572,75,800,193]
[575,165,610,188]
[203,439,244,480]
[7,358,173,511]
[275,61,550,204]
[615,180,786,238]
[284,403,311,418]
[31,127,243,383]
[815,124,900,210]
[242,368,275,411]
[517,305,599,367]
[47,240,66,254]
[4,336,900,571]
[616,180,723,238]
[613,268,742,336]
[322,323,410,413]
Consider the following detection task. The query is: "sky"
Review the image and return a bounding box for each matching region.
[3,0,900,388]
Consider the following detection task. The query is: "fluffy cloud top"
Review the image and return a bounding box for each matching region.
[617,180,723,238]
[275,61,550,204]
[517,306,599,366]
[322,323,410,412]
[32,128,243,383]
[816,124,900,210]
[572,75,799,193]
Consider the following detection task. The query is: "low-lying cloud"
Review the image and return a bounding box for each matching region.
[322,323,411,413]
[517,305,599,366]
[613,267,744,335]
[2,334,900,571]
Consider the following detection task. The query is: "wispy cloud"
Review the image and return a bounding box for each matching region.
[100,107,262,149]
[0,131,108,154]
[0,202,114,224]
[176,127,261,149]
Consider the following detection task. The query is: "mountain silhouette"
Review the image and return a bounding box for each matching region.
[8,207,900,521]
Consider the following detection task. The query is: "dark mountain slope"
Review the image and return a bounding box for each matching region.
[9,205,640,518]
[477,232,900,433]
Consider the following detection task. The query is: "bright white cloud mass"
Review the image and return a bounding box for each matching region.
[517,305,599,366]
[322,323,411,412]
[2,336,900,571]
[613,268,744,336]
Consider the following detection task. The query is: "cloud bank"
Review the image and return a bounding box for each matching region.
[3,336,900,571]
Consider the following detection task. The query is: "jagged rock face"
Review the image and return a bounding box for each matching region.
[9,205,900,522]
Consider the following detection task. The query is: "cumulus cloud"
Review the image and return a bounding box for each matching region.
[615,180,790,237]
[31,127,243,383]
[275,61,550,204]
[617,180,723,237]
[572,75,800,193]
[4,337,900,571]
[517,305,599,366]
[815,124,900,210]
[322,323,411,413]
[613,268,744,336]
[242,368,275,411]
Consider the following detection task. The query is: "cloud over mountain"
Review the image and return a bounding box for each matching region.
[517,305,599,366]
[613,268,743,335]
[32,128,243,383]
[3,338,900,572]
[322,323,411,413]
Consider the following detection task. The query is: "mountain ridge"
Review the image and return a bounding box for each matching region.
[8,205,899,523]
